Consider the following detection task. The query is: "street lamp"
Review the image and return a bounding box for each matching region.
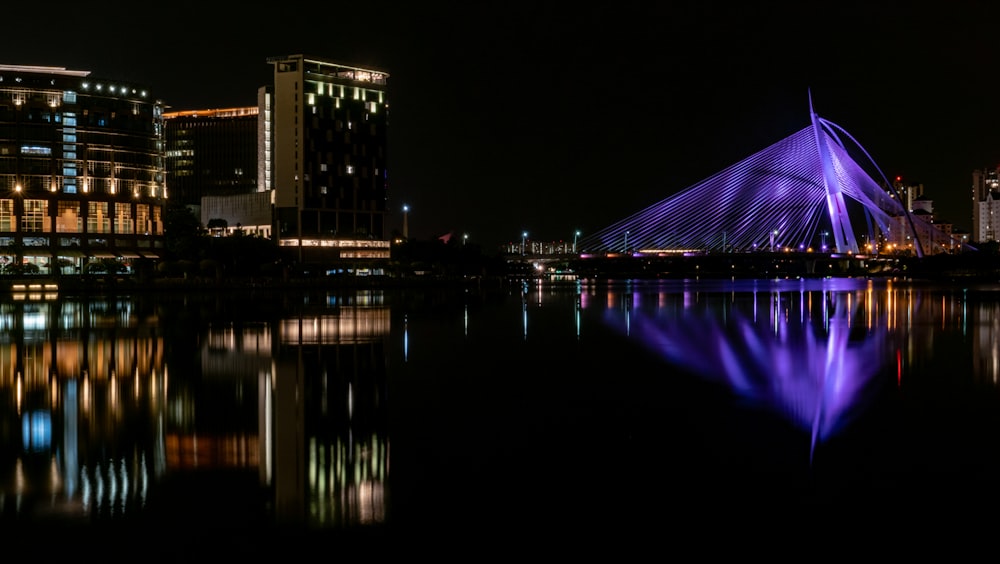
[624,230,629,254]
[573,230,580,254]
[821,230,829,252]
[463,233,468,246]
[521,231,528,255]
[770,229,778,252]
[402,204,409,240]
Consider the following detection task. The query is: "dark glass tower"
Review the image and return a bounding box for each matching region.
[163,107,259,208]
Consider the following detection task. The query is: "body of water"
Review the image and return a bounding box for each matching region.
[1,277,998,558]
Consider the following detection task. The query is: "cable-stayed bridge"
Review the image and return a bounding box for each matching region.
[578,93,969,258]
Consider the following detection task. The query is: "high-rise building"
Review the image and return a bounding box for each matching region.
[163,107,259,208]
[0,64,165,275]
[973,166,1000,243]
[171,55,392,269]
[892,176,924,213]
[264,54,391,264]
[892,196,958,254]
[163,106,272,238]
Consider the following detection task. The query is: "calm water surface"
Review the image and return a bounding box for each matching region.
[2,277,1000,557]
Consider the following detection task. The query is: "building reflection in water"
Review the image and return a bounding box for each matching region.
[270,290,390,528]
[167,289,391,528]
[5,280,1000,528]
[974,297,1000,386]
[0,290,390,530]
[0,296,165,520]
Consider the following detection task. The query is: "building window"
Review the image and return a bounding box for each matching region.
[88,202,110,234]
[0,199,13,232]
[152,205,162,235]
[21,199,47,233]
[136,204,149,235]
[57,202,81,233]
[115,202,134,234]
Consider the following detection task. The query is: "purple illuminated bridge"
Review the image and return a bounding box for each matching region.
[579,92,967,257]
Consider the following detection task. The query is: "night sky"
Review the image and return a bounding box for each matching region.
[4,2,1000,247]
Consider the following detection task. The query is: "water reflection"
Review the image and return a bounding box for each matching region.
[2,279,1000,542]
[588,278,987,461]
[0,291,389,530]
[0,296,164,521]
[271,291,389,527]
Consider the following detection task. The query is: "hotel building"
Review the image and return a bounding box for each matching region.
[0,64,165,274]
[164,55,392,271]
[266,54,391,267]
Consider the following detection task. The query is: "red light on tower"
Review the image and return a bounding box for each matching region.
[895,176,901,182]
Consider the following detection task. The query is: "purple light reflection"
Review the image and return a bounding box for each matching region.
[605,286,891,462]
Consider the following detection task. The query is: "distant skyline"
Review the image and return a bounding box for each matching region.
[4,2,1000,247]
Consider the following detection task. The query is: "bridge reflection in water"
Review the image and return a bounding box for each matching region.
[4,280,1000,552]
[588,278,900,462]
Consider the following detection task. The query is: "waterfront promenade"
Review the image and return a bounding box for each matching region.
[521,250,1000,283]
[1,250,997,297]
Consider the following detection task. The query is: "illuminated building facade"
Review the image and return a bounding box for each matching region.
[891,177,924,214]
[163,107,259,209]
[264,54,391,267]
[163,106,271,237]
[973,166,1000,243]
[885,202,956,254]
[161,55,392,270]
[0,64,165,274]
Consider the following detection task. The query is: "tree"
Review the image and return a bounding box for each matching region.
[164,202,206,260]
[206,218,228,237]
